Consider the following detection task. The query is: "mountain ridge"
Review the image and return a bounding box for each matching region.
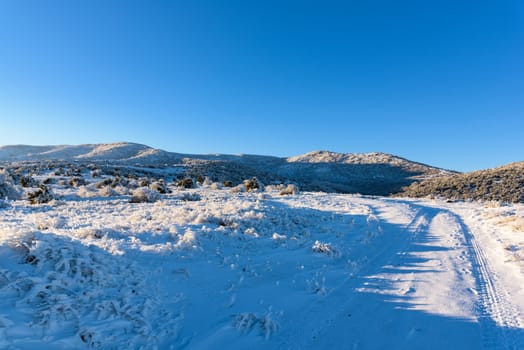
[0,142,449,169]
[399,161,524,203]
[0,142,452,195]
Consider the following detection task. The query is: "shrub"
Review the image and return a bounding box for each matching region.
[110,176,128,188]
[398,163,524,203]
[179,192,201,201]
[230,184,246,193]
[233,311,279,339]
[95,178,113,189]
[28,185,54,204]
[312,240,339,257]
[150,180,169,194]
[177,178,194,189]
[20,176,38,188]
[43,177,56,185]
[129,188,160,203]
[244,177,263,192]
[98,186,118,197]
[0,170,22,200]
[279,184,299,196]
[196,175,205,184]
[209,182,222,190]
[69,177,87,187]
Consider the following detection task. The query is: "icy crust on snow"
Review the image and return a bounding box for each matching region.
[1,185,524,348]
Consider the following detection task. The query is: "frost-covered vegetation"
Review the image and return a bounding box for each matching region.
[0,161,397,348]
[0,142,452,195]
[1,152,524,349]
[0,169,21,200]
[400,161,524,203]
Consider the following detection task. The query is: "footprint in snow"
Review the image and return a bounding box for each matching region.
[403,287,416,295]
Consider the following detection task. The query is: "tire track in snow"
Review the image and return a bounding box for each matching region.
[290,200,422,349]
[453,213,524,350]
[362,200,524,349]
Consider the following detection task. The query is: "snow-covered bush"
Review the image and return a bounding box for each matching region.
[230,184,246,193]
[20,175,38,188]
[68,176,87,187]
[209,182,222,190]
[90,169,101,178]
[95,176,129,190]
[30,213,66,231]
[202,176,213,187]
[27,185,54,204]
[279,184,299,196]
[0,169,21,200]
[196,174,205,184]
[259,311,279,339]
[130,187,161,203]
[178,192,201,201]
[95,178,113,189]
[233,310,279,339]
[111,185,131,196]
[98,186,118,197]
[76,186,98,198]
[79,183,129,198]
[312,240,339,257]
[234,313,258,333]
[3,232,176,348]
[306,272,327,295]
[244,177,264,192]
[177,178,194,189]
[174,229,199,249]
[150,180,169,194]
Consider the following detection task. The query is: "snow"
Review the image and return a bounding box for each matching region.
[1,142,455,197]
[287,150,405,164]
[1,185,524,349]
[0,143,171,163]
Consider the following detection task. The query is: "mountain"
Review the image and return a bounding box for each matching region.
[0,142,451,195]
[0,142,177,163]
[399,161,524,203]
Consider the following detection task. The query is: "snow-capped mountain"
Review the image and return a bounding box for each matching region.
[0,142,174,162]
[0,142,451,195]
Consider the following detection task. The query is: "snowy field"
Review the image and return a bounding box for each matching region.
[1,184,524,349]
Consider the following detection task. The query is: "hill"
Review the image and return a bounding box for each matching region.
[0,142,449,196]
[399,161,524,203]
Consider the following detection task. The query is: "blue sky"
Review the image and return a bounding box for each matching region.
[0,0,522,172]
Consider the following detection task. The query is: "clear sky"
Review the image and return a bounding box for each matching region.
[0,0,522,172]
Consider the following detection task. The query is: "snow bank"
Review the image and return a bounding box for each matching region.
[0,186,523,349]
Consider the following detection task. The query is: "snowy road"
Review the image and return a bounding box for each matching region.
[1,190,523,349]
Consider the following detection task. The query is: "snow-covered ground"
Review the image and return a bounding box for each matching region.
[1,187,523,349]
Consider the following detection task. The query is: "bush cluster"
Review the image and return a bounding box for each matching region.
[398,162,524,203]
[28,185,54,204]
[244,177,263,192]
[177,178,194,189]
[129,188,160,203]
[20,176,38,188]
